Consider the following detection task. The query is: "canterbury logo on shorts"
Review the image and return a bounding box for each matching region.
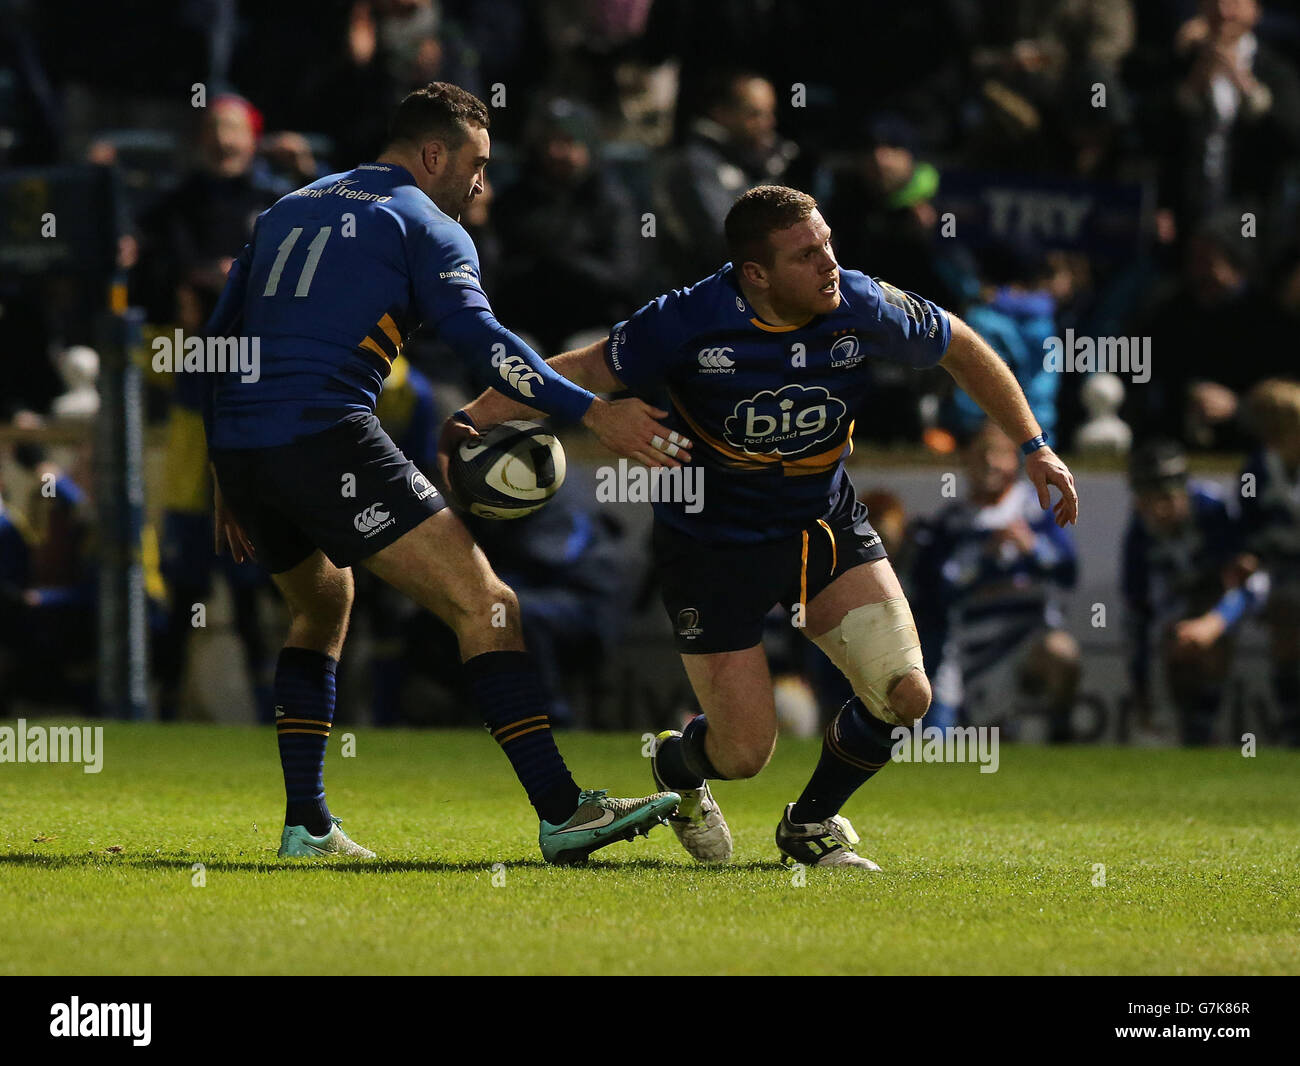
[353,503,392,534]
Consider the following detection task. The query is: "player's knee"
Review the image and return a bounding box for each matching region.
[716,738,774,780]
[885,668,931,725]
[290,570,353,626]
[448,577,518,631]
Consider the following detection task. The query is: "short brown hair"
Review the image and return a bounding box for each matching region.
[387,82,490,150]
[724,185,818,268]
[1245,378,1300,444]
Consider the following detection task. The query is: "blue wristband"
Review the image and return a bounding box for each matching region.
[1212,588,1249,630]
[452,408,478,431]
[1021,434,1049,456]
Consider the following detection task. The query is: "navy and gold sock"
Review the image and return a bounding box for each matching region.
[274,646,337,836]
[790,698,895,825]
[464,650,581,825]
[654,713,725,790]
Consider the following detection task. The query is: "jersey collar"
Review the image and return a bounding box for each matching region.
[722,262,825,333]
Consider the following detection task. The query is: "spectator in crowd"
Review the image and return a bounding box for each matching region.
[1163,0,1300,229]
[493,98,642,354]
[0,444,99,712]
[1126,210,1280,450]
[827,114,977,312]
[943,240,1062,444]
[411,496,638,728]
[969,0,1137,171]
[823,114,981,445]
[471,500,635,727]
[971,0,1137,88]
[653,69,796,285]
[1237,380,1300,745]
[259,131,324,188]
[133,93,286,327]
[1121,439,1260,744]
[909,424,1079,738]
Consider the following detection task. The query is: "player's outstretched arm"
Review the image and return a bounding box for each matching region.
[940,314,1079,526]
[441,340,692,486]
[461,341,618,426]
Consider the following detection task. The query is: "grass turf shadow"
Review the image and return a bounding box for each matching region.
[0,851,787,874]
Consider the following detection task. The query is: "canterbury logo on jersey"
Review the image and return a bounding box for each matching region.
[697,346,736,373]
[353,503,392,533]
[496,355,544,398]
[723,384,848,457]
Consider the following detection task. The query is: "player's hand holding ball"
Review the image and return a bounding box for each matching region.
[437,408,482,491]
[446,419,567,519]
[581,396,693,468]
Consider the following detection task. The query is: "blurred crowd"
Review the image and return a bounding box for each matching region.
[2,0,1299,743]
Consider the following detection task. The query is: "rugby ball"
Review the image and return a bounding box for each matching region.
[449,420,566,519]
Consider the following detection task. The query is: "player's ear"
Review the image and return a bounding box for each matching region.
[741,260,768,289]
[421,140,443,173]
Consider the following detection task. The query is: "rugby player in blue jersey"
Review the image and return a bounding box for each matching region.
[456,185,1079,870]
[203,83,683,864]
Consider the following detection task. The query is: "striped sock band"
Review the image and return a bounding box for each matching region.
[464,650,580,825]
[275,646,337,836]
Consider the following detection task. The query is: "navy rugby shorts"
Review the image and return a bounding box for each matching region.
[210,412,445,574]
[651,480,889,654]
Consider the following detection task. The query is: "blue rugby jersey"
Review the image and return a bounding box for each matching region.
[204,163,592,449]
[606,264,950,542]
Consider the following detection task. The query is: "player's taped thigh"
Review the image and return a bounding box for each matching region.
[811,597,925,725]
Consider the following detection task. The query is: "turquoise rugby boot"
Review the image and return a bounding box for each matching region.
[278,816,376,859]
[538,788,679,865]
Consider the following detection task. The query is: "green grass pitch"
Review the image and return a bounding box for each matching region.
[1,723,1297,975]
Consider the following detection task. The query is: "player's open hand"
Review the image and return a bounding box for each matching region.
[1025,447,1078,526]
[212,474,256,564]
[437,410,481,494]
[581,397,693,468]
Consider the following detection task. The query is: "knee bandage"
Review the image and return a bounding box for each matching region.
[811,597,924,725]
